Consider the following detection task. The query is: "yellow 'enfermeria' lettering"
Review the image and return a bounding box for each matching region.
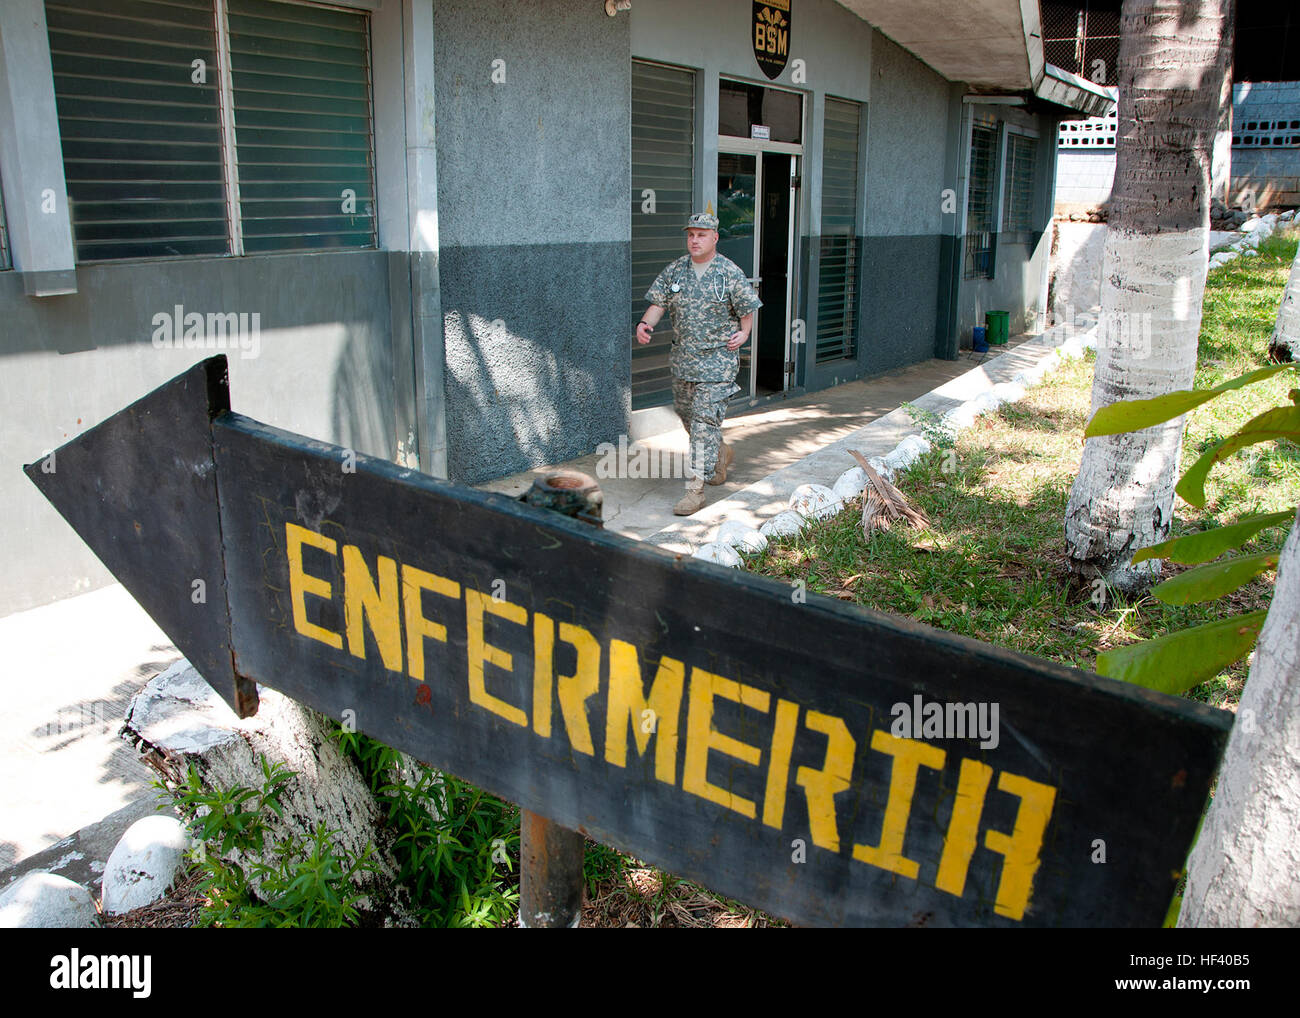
[604,641,684,785]
[532,611,555,738]
[465,588,528,727]
[556,622,600,755]
[342,545,403,672]
[760,699,800,828]
[934,758,995,898]
[682,668,770,819]
[286,522,342,650]
[795,711,856,852]
[985,771,1057,921]
[401,564,460,681]
[852,731,946,879]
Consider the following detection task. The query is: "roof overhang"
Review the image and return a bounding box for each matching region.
[1034,65,1117,118]
[836,0,1116,117]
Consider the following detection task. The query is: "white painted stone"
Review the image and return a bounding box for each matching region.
[789,483,841,520]
[1240,215,1263,232]
[831,466,868,500]
[1209,230,1239,252]
[868,456,894,482]
[992,381,1028,403]
[883,435,932,473]
[715,520,767,554]
[692,542,742,567]
[1243,249,1259,257]
[759,510,808,538]
[1059,325,1097,360]
[101,814,190,915]
[942,403,980,432]
[0,872,99,928]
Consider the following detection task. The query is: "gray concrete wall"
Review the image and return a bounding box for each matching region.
[1056,150,1116,206]
[852,31,951,381]
[1231,148,1300,209]
[433,0,630,484]
[1,250,396,616]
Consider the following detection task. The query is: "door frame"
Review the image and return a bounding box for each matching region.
[717,139,802,402]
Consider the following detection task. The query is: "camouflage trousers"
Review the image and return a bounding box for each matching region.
[672,377,740,491]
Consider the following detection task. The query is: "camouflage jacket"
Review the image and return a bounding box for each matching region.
[645,254,763,382]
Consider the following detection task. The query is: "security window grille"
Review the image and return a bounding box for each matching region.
[964,125,997,279]
[44,0,376,262]
[816,97,860,364]
[46,0,230,261]
[227,0,375,252]
[1002,133,1037,232]
[631,60,694,411]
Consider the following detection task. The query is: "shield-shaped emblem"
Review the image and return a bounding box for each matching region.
[752,0,791,80]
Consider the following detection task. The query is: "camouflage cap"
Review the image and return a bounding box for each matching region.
[683,212,719,231]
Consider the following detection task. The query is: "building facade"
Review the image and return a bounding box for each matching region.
[0,0,1106,615]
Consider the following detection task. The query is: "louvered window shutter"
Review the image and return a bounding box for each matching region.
[631,60,695,410]
[227,0,376,252]
[46,0,229,261]
[817,97,860,364]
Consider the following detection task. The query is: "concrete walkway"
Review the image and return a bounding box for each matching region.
[1,330,1060,885]
[479,334,1047,552]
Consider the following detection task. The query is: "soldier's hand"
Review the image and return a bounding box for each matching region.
[636,322,653,345]
[726,330,749,351]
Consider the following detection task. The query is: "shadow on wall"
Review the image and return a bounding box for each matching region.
[442,309,606,483]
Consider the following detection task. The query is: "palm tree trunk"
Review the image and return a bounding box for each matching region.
[1179,508,1300,926]
[1267,241,1300,362]
[1065,0,1235,595]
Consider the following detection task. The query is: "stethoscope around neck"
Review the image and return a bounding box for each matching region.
[671,261,727,303]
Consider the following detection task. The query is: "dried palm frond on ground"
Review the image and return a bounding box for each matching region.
[847,449,931,535]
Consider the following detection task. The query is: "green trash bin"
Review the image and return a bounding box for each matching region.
[986,310,1010,346]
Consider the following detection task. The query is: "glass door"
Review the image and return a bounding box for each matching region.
[717,151,758,399]
[719,144,800,401]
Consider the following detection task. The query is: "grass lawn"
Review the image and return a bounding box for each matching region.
[578,228,1299,927]
[750,227,1299,712]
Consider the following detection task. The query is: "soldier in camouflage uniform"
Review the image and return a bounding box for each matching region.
[636,212,762,515]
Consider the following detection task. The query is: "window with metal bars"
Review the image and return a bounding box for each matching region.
[44,0,376,262]
[964,125,997,279]
[1002,132,1037,233]
[816,97,860,364]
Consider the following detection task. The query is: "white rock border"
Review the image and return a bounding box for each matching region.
[1208,212,1293,270]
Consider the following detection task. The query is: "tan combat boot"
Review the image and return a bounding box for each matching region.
[707,441,734,486]
[674,482,706,515]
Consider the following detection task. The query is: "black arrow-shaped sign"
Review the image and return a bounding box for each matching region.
[26,356,1231,927]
